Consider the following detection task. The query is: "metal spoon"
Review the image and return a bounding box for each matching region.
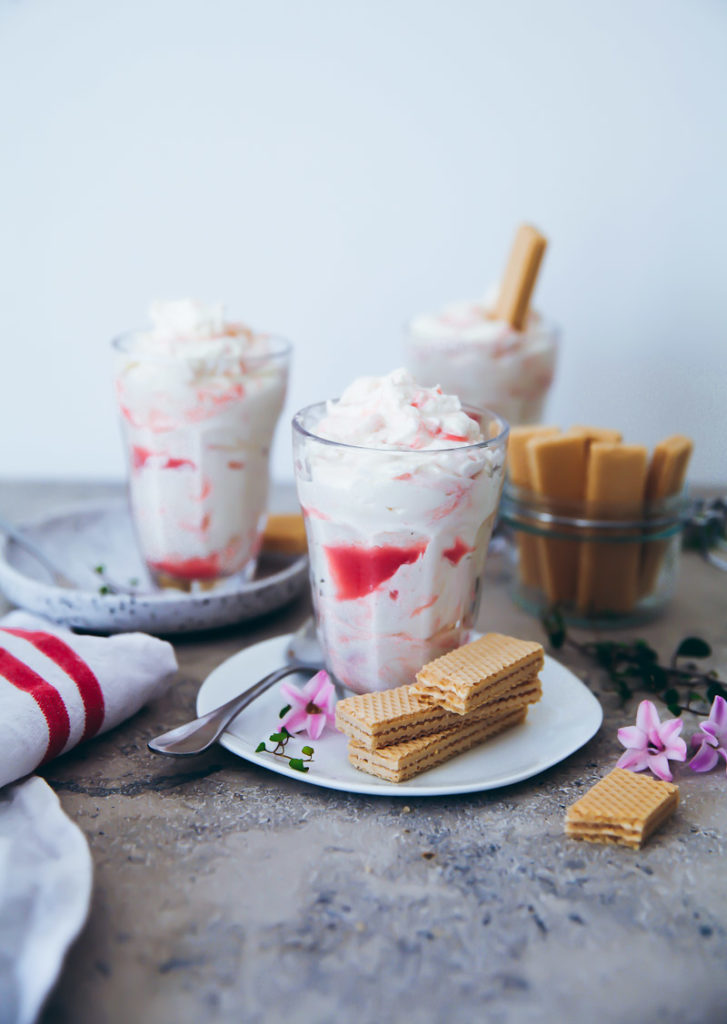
[147,628,325,757]
[0,513,78,588]
[0,512,141,595]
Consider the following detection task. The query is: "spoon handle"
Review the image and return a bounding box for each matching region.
[147,662,306,757]
[0,513,75,587]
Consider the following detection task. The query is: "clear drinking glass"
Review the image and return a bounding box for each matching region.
[292,402,509,693]
[113,332,290,588]
[404,320,559,426]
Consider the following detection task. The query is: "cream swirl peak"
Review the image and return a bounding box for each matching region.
[315,368,484,450]
[408,286,539,345]
[135,299,269,361]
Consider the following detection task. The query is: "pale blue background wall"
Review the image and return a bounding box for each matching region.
[1,0,725,484]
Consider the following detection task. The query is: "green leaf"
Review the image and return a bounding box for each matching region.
[255,742,267,753]
[663,688,680,708]
[269,732,285,743]
[707,682,727,703]
[278,704,291,718]
[675,637,712,660]
[594,642,616,669]
[94,564,105,575]
[301,746,314,756]
[98,585,110,595]
[288,758,309,773]
[644,666,668,692]
[540,607,566,649]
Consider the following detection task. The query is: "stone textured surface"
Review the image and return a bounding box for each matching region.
[2,482,726,1024]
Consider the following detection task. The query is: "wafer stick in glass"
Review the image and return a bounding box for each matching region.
[639,435,693,597]
[567,425,623,445]
[527,433,588,605]
[492,224,548,330]
[508,426,560,588]
[576,443,648,615]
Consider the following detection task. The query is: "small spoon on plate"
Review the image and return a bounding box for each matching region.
[147,626,325,758]
[0,512,142,595]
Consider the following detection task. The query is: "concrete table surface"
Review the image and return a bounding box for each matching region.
[2,481,726,1024]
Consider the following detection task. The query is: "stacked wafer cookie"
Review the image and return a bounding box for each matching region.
[565,768,679,849]
[337,634,544,782]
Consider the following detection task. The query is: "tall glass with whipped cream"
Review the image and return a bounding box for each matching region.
[405,290,558,426]
[293,368,508,693]
[113,301,290,588]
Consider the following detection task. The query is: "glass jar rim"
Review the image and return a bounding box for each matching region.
[500,480,691,532]
[292,399,509,455]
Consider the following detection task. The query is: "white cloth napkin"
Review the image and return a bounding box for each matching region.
[0,611,178,789]
[0,776,93,1024]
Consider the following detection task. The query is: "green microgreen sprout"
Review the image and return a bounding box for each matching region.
[256,712,315,772]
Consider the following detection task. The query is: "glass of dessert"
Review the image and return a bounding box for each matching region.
[113,300,290,588]
[292,368,508,693]
[405,224,558,426]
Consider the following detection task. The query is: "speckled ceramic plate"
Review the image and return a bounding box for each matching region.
[0,501,308,635]
[197,633,603,796]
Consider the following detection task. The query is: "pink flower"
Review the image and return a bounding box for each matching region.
[279,670,336,740]
[689,695,727,774]
[616,699,687,782]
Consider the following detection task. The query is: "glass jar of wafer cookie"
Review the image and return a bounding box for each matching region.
[498,427,693,627]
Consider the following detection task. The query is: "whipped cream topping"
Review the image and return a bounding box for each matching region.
[315,369,484,450]
[409,286,539,345]
[149,299,226,339]
[131,299,269,361]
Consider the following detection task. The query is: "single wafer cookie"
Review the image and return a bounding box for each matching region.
[565,768,679,849]
[336,678,541,750]
[411,633,544,715]
[262,514,308,554]
[348,707,528,783]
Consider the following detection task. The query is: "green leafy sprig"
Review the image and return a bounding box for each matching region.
[541,607,726,717]
[255,704,315,772]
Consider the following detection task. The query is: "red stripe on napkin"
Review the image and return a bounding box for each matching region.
[1,628,106,741]
[0,647,71,762]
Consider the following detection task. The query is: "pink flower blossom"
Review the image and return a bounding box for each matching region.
[279,670,336,740]
[689,695,727,774]
[616,699,686,782]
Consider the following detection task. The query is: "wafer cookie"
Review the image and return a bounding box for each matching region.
[527,433,588,605]
[411,633,544,715]
[336,678,541,750]
[640,434,693,597]
[565,768,679,849]
[507,425,559,589]
[262,513,308,555]
[348,707,528,783]
[492,224,548,330]
[576,442,648,615]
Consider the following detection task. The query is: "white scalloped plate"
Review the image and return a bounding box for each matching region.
[197,633,603,797]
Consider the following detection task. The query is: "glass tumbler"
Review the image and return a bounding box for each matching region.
[113,332,290,588]
[292,402,509,693]
[404,320,559,426]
